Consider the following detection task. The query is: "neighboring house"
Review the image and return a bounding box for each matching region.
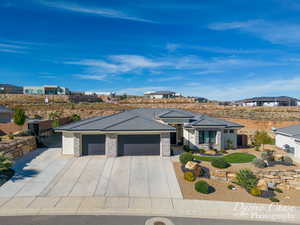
[0,105,13,123]
[235,96,300,107]
[55,108,243,157]
[23,85,70,95]
[0,84,23,94]
[144,91,180,99]
[275,124,300,159]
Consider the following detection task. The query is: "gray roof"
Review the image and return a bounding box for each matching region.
[0,105,13,113]
[276,124,300,138]
[56,108,243,132]
[238,96,299,103]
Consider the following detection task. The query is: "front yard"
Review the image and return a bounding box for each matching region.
[174,147,300,206]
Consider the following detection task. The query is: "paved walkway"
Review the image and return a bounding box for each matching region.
[0,196,299,224]
[0,148,182,199]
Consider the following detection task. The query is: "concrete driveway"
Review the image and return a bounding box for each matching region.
[0,148,182,199]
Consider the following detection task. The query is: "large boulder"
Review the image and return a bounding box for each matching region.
[185,161,199,170]
[257,179,268,191]
[274,154,284,161]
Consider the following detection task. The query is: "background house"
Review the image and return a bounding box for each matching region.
[0,84,23,94]
[144,91,181,99]
[275,124,300,159]
[235,96,300,107]
[23,85,70,95]
[0,105,13,123]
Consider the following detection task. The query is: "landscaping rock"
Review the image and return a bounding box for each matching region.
[257,179,268,191]
[205,150,216,155]
[274,154,284,161]
[185,161,199,170]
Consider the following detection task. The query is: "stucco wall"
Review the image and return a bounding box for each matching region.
[276,133,300,158]
[222,129,237,149]
[62,132,75,155]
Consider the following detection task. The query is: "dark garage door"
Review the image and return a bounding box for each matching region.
[82,135,105,155]
[118,135,160,156]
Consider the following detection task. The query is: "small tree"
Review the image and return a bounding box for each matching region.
[253,131,274,150]
[71,114,81,122]
[13,108,26,126]
[0,153,13,172]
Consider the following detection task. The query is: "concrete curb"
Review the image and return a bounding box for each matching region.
[0,197,299,224]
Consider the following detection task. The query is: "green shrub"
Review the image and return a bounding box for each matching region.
[235,169,259,191]
[179,152,194,165]
[274,188,283,193]
[70,114,81,122]
[0,153,13,172]
[269,197,280,202]
[13,108,26,126]
[227,184,235,190]
[282,156,293,166]
[211,158,230,169]
[250,187,262,196]
[51,120,60,128]
[252,158,267,168]
[184,171,196,182]
[195,180,210,194]
[226,139,234,150]
[261,150,274,162]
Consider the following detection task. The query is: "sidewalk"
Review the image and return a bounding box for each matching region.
[0,196,299,224]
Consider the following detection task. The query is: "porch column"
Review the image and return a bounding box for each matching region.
[160,133,171,157]
[216,130,222,151]
[74,133,82,157]
[105,134,118,157]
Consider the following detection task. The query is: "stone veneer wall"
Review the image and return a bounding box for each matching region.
[105,134,118,157]
[0,136,37,159]
[160,133,171,157]
[212,169,300,190]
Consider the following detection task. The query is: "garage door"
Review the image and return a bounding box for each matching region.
[118,135,160,156]
[82,135,105,155]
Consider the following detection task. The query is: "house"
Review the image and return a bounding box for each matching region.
[144,91,180,99]
[23,85,70,95]
[0,105,13,123]
[0,84,23,94]
[275,124,300,158]
[235,96,300,107]
[55,108,243,157]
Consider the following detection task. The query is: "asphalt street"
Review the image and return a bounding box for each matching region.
[0,216,297,225]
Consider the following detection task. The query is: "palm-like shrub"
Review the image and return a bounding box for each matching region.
[234,169,258,191]
[0,153,13,172]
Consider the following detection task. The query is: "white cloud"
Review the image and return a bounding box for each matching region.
[67,54,287,81]
[74,74,107,81]
[148,76,184,82]
[209,20,300,45]
[0,42,28,54]
[38,1,154,23]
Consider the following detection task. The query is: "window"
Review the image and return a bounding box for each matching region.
[224,130,228,134]
[230,130,234,133]
[199,131,217,144]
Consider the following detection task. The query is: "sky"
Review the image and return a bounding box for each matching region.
[1,0,300,100]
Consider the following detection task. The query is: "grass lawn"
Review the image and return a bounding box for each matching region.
[194,152,256,164]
